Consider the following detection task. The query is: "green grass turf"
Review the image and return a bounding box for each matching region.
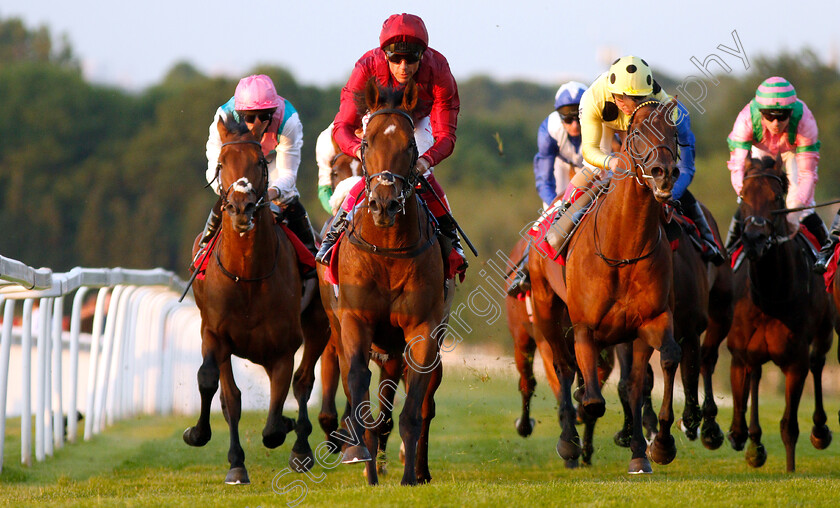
[2,360,839,507]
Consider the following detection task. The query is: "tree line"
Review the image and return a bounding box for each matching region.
[2,15,839,285]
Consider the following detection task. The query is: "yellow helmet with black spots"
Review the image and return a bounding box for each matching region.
[607,56,653,97]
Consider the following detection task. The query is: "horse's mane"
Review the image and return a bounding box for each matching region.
[745,155,790,195]
[222,112,253,138]
[354,78,412,117]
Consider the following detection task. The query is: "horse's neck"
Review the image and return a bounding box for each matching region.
[219,211,277,274]
[600,177,661,247]
[749,241,804,298]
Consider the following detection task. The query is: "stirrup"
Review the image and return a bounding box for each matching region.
[507,269,530,297]
[702,243,725,266]
[814,248,836,274]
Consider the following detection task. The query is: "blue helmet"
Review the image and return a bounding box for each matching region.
[554,81,587,110]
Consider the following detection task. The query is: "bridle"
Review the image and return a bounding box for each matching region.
[624,100,680,188]
[740,171,796,246]
[360,108,420,215]
[212,139,278,282]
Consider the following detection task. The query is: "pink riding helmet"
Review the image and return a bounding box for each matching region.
[754,76,797,109]
[234,74,282,111]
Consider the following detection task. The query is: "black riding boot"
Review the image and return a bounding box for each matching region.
[681,193,725,266]
[280,197,318,256]
[437,214,468,271]
[315,209,349,266]
[723,208,742,255]
[198,201,222,250]
[814,212,840,274]
[507,251,530,297]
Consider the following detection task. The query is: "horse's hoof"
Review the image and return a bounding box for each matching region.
[613,428,632,448]
[727,431,746,452]
[564,458,579,469]
[263,429,287,449]
[515,417,536,437]
[680,419,698,441]
[224,466,250,485]
[745,441,767,468]
[399,441,406,465]
[417,474,431,484]
[649,433,677,465]
[342,445,372,464]
[182,426,210,447]
[701,420,725,450]
[289,449,315,472]
[556,437,581,461]
[628,457,653,474]
[329,428,352,453]
[582,399,606,419]
[581,446,594,466]
[810,425,832,450]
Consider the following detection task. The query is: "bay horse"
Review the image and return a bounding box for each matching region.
[326,78,449,486]
[727,155,833,472]
[184,116,328,484]
[317,149,410,476]
[531,99,683,474]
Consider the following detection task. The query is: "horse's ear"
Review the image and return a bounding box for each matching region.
[217,117,230,142]
[365,77,380,111]
[402,79,419,111]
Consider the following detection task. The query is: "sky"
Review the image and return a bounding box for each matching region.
[3,1,837,91]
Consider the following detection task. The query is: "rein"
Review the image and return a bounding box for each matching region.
[213,138,279,283]
[591,192,663,267]
[740,171,795,245]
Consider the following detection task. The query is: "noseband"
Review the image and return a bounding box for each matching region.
[625,100,679,187]
[360,108,419,214]
[215,140,271,213]
[740,171,795,245]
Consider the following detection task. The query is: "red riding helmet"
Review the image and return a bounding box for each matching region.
[379,13,429,55]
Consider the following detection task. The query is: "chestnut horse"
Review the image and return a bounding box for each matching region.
[505,236,615,465]
[325,79,449,486]
[727,155,833,472]
[531,99,683,474]
[184,117,327,484]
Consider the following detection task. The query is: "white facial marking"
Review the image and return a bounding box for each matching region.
[384,125,397,135]
[232,177,253,194]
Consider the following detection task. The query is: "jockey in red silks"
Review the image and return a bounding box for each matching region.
[315,13,466,273]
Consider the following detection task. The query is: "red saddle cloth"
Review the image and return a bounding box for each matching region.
[192,225,315,281]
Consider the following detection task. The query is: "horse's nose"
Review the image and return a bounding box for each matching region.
[369,198,383,214]
[386,200,401,215]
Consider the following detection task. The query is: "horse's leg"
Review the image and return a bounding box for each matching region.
[642,362,659,439]
[318,338,343,451]
[263,354,296,449]
[627,340,654,474]
[399,330,437,486]
[513,330,538,437]
[374,358,402,475]
[554,332,582,468]
[613,343,633,447]
[641,318,680,466]
[218,357,248,484]
[416,363,442,484]
[700,313,728,450]
[745,365,767,468]
[679,331,702,441]
[290,316,327,471]
[339,319,375,468]
[574,328,605,417]
[538,335,562,403]
[727,356,749,451]
[809,320,833,450]
[780,360,808,472]
[183,348,219,448]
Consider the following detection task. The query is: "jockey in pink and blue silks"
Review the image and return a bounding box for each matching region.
[314,13,466,274]
[722,77,829,270]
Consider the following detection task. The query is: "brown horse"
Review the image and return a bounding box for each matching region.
[184,116,328,484]
[324,79,448,486]
[727,155,833,472]
[531,99,683,474]
[505,236,616,465]
[613,203,733,451]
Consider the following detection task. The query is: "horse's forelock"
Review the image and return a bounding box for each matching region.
[744,156,790,195]
[354,79,408,117]
[222,113,251,140]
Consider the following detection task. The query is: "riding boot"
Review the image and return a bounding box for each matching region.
[198,204,222,250]
[315,208,349,266]
[280,196,318,256]
[801,212,829,248]
[436,214,468,271]
[814,212,840,274]
[507,251,530,297]
[684,200,725,266]
[723,208,742,255]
